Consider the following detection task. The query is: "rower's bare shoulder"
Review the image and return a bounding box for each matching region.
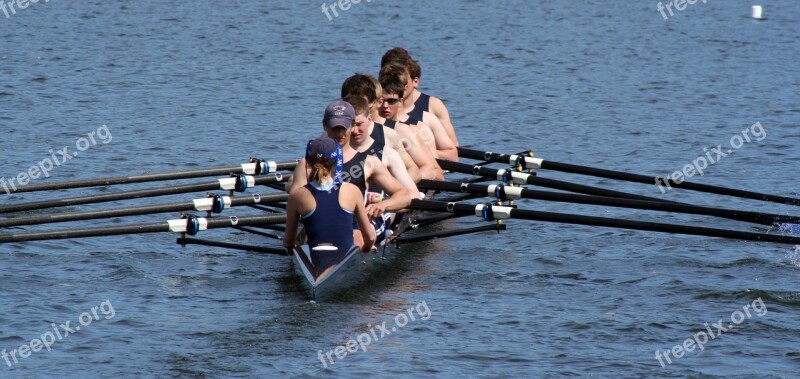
[429,95,449,113]
[340,183,364,202]
[384,126,399,140]
[288,185,309,197]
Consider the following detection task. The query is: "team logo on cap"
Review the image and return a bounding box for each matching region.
[333,105,346,116]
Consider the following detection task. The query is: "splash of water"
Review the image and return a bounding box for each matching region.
[787,245,800,268]
[778,223,800,235]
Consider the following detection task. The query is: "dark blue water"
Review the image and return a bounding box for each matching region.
[1,0,799,377]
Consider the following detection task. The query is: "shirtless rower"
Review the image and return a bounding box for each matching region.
[381,47,461,146]
[341,73,442,181]
[287,100,412,245]
[377,71,458,161]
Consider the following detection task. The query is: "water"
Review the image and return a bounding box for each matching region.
[1,0,799,377]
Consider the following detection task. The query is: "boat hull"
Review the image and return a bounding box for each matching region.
[291,210,419,301]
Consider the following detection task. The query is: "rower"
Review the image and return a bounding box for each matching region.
[341,74,420,182]
[284,137,376,276]
[287,100,412,246]
[377,72,457,161]
[381,47,461,147]
[341,73,442,181]
[341,95,422,201]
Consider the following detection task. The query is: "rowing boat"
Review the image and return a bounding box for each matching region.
[289,198,426,301]
[3,149,799,301]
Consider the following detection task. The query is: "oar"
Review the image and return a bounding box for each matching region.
[417,180,800,226]
[437,160,674,203]
[458,147,800,206]
[409,199,800,245]
[1,159,297,194]
[0,173,291,214]
[0,214,287,243]
[0,193,288,228]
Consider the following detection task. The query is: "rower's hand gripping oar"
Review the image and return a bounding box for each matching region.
[458,147,800,207]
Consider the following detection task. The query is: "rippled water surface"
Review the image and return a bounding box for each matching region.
[1,1,799,377]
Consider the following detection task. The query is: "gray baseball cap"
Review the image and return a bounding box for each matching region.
[323,100,355,128]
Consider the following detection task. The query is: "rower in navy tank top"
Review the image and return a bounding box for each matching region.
[406,92,430,126]
[284,132,376,277]
[301,181,354,272]
[341,124,394,243]
[369,121,387,150]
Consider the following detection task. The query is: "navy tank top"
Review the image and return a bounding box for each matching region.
[406,92,430,126]
[301,183,354,273]
[369,122,387,150]
[383,119,397,129]
[341,150,370,193]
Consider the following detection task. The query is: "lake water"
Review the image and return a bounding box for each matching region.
[1,0,799,377]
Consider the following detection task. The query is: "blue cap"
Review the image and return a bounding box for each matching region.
[305,137,338,163]
[305,137,344,183]
[323,100,355,129]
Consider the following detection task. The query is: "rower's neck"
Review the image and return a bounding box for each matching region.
[402,89,421,111]
[341,143,357,160]
[392,109,409,122]
[371,110,382,123]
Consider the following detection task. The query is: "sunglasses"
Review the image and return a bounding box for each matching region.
[381,98,402,105]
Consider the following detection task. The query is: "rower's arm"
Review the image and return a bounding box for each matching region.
[429,96,459,146]
[385,127,420,181]
[394,123,442,180]
[364,156,411,214]
[283,191,300,249]
[396,144,421,183]
[345,183,376,252]
[286,158,308,193]
[383,146,421,199]
[421,118,458,161]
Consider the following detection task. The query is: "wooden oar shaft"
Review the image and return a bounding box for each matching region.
[2,160,298,194]
[0,214,287,243]
[458,147,800,206]
[417,180,799,226]
[0,174,291,215]
[410,200,800,245]
[0,193,288,228]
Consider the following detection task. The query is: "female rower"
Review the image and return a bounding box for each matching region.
[284,137,376,275]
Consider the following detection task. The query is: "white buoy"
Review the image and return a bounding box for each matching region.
[751,5,763,19]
